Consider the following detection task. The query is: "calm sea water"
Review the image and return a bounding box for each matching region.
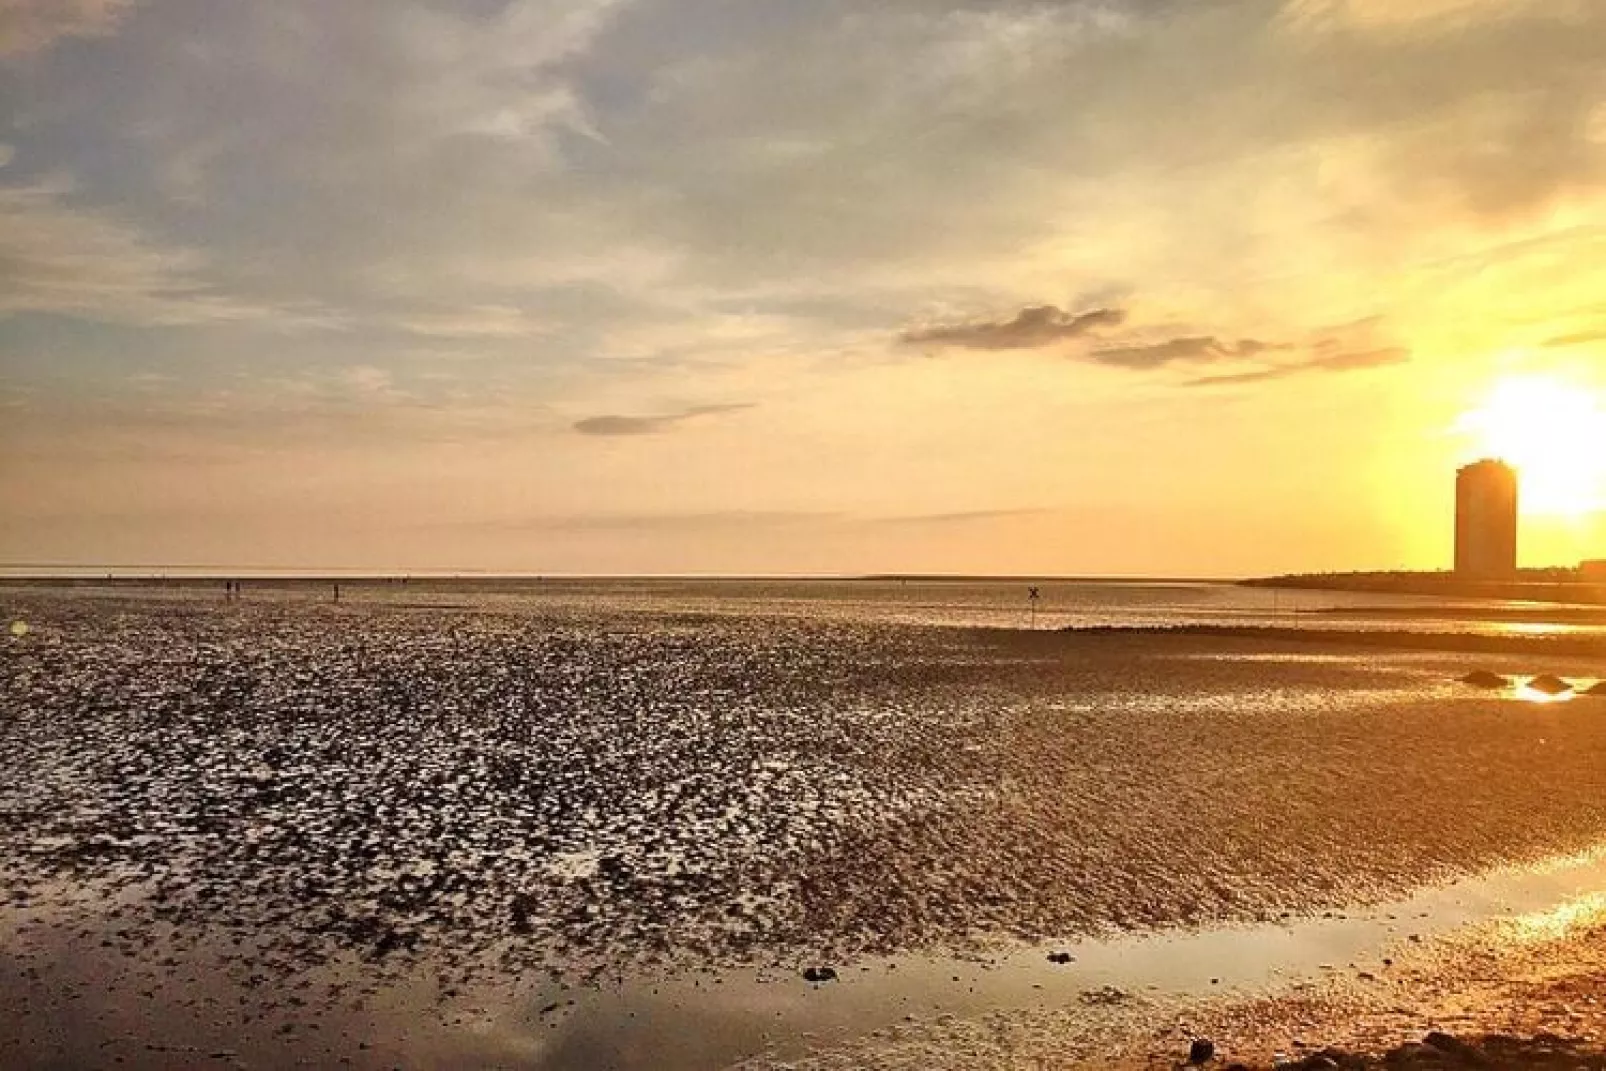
[7,574,1604,637]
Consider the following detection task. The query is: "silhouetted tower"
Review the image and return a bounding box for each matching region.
[1454,459,1518,579]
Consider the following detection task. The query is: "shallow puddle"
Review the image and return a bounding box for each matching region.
[494,846,1606,1069]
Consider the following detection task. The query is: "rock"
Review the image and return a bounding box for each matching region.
[1078,985,1128,1006]
[372,928,416,959]
[1188,1037,1215,1064]
[802,966,838,983]
[1526,674,1573,696]
[1422,1031,1476,1057]
[1046,951,1074,964]
[1383,1042,1433,1063]
[510,893,535,935]
[1583,681,1606,696]
[1459,670,1507,688]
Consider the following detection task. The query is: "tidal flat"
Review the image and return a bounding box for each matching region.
[4,582,1606,1068]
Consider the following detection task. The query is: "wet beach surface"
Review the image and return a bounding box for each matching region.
[4,583,1606,1067]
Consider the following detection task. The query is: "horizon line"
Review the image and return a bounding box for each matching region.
[0,565,1246,584]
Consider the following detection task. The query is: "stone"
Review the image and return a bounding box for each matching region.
[1188,1037,1215,1064]
[1422,1031,1475,1057]
[1527,674,1573,696]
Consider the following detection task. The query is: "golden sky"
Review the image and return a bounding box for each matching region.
[2,0,1604,574]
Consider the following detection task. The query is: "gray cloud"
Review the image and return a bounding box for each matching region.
[0,180,299,326]
[0,0,132,58]
[873,507,1052,526]
[901,305,1126,351]
[1089,335,1279,369]
[443,509,838,532]
[437,506,1048,531]
[12,0,1602,354]
[1185,346,1410,387]
[573,403,752,436]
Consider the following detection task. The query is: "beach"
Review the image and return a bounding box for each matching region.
[4,580,1606,1068]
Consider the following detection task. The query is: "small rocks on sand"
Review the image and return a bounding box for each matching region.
[1527,674,1574,696]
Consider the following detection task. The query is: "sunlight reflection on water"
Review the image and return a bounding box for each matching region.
[1493,622,1580,637]
[1511,682,1578,704]
[1504,892,1606,943]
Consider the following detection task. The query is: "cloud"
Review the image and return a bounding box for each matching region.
[445,509,838,533]
[0,179,290,326]
[439,506,1052,532]
[1279,0,1558,37]
[573,403,752,437]
[393,305,547,340]
[0,0,132,58]
[12,0,1602,361]
[1088,335,1279,369]
[1185,346,1410,387]
[1545,328,1606,349]
[873,508,1052,526]
[901,305,1126,351]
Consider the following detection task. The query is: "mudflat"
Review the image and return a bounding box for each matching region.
[4,585,1606,1068]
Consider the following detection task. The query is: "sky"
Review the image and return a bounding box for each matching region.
[2,0,1605,576]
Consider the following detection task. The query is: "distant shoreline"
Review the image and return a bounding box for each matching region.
[1057,623,1606,660]
[1242,570,1606,606]
[0,572,1231,585]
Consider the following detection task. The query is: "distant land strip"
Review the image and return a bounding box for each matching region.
[1062,623,1606,659]
[1242,569,1606,607]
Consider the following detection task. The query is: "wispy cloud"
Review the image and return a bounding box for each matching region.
[901,305,1126,351]
[0,179,297,326]
[450,509,838,533]
[873,508,1052,526]
[1279,0,1552,37]
[392,305,547,340]
[436,507,1049,532]
[573,403,752,437]
[0,0,133,58]
[1545,328,1606,349]
[1089,336,1280,369]
[1185,346,1410,387]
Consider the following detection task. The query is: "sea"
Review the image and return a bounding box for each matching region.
[6,573,1606,637]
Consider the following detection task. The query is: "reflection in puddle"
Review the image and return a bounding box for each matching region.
[498,847,1606,1071]
[1512,681,1578,704]
[1490,622,1581,638]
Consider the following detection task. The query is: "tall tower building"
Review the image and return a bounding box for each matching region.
[1454,459,1518,578]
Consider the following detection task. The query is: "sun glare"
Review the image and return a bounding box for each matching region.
[1455,375,1606,517]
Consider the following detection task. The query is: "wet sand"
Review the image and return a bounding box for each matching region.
[4,586,1606,1067]
[736,849,1606,1069]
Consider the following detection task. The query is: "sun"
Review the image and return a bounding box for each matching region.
[1455,375,1606,517]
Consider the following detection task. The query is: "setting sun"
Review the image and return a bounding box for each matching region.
[1455,376,1606,518]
